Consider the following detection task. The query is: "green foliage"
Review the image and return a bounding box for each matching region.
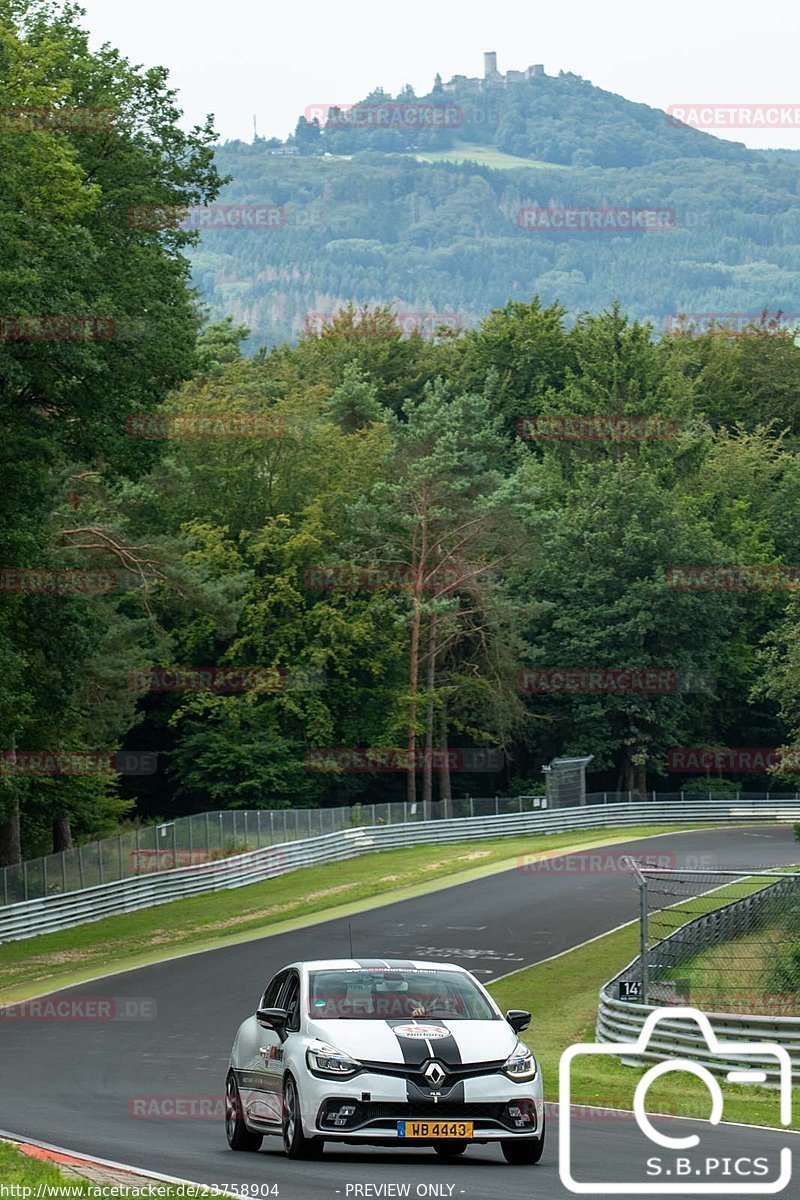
[187,143,800,351]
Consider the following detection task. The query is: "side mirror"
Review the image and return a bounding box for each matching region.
[256,1006,288,1033]
[506,1008,531,1033]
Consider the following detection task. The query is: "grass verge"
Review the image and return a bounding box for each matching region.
[0,1140,210,1197]
[488,924,797,1130]
[0,824,713,1002]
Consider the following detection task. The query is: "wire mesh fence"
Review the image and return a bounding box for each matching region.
[0,793,550,906]
[628,864,800,1017]
[3,788,797,908]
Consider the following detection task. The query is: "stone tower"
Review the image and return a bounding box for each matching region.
[483,51,498,79]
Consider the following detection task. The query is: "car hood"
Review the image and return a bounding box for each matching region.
[307,1018,520,1064]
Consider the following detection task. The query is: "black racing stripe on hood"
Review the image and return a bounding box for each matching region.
[385,1018,430,1065]
[425,1029,462,1068]
[385,1019,463,1068]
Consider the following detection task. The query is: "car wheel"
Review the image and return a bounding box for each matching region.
[501,1132,545,1165]
[282,1075,325,1160]
[225,1071,263,1151]
[433,1140,468,1157]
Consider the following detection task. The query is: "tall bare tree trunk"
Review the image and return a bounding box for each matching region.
[637,764,647,800]
[406,521,427,810]
[0,736,21,867]
[422,614,437,819]
[407,598,421,810]
[438,704,452,818]
[52,816,74,853]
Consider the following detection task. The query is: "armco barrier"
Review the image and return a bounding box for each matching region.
[597,992,800,1082]
[1,798,800,943]
[597,874,800,1080]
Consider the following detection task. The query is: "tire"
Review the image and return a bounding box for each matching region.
[501,1111,545,1165]
[282,1076,325,1160]
[433,1140,468,1157]
[501,1133,545,1165]
[225,1071,263,1151]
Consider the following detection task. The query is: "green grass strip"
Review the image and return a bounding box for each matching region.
[488,923,797,1130]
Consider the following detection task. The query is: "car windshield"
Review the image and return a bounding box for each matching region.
[307,968,499,1020]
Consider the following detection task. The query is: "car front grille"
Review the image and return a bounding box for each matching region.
[318,1097,538,1134]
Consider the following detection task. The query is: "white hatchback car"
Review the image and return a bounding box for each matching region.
[226,958,544,1164]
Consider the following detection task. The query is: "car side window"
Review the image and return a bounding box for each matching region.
[260,969,288,1011]
[281,972,301,1032]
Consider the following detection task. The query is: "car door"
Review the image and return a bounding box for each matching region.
[256,970,301,1120]
[239,969,288,1126]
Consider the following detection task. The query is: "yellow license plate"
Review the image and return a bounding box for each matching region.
[398,1120,474,1139]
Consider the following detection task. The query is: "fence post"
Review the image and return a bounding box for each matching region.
[62,853,67,893]
[23,860,28,901]
[118,835,123,880]
[639,875,649,1006]
[188,820,194,861]
[257,810,262,848]
[78,844,85,889]
[98,843,104,884]
[43,856,48,896]
[469,796,474,819]
[172,821,178,867]
[603,792,607,804]
[205,812,210,855]
[244,811,249,847]
[2,866,6,906]
[495,796,499,816]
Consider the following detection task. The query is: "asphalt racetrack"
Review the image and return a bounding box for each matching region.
[1,825,799,1200]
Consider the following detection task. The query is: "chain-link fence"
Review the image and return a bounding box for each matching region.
[627,863,800,1016]
[0,793,551,906]
[3,788,798,908]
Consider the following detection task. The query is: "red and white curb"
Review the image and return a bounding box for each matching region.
[1,1131,238,1195]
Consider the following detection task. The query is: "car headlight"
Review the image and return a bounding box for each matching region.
[503,1042,538,1082]
[306,1042,362,1077]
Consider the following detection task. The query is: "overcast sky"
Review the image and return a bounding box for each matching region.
[77,0,799,150]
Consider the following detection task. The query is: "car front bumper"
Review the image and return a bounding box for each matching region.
[299,1069,544,1142]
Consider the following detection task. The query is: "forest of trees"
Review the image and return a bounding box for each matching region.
[4,2,800,865]
[190,143,800,351]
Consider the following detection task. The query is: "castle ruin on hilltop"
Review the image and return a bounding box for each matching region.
[442,52,545,93]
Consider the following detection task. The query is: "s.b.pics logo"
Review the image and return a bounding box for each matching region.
[559,1008,792,1194]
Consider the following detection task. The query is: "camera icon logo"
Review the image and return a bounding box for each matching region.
[559,1006,793,1194]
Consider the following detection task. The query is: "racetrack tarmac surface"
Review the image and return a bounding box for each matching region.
[1,825,798,1199]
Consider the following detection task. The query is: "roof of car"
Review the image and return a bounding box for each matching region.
[293,959,471,973]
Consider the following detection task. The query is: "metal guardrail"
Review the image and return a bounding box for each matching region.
[4,790,797,907]
[597,875,800,1079]
[596,994,800,1080]
[2,796,800,944]
[0,795,551,906]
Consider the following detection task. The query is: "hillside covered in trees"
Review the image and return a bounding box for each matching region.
[190,141,800,349]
